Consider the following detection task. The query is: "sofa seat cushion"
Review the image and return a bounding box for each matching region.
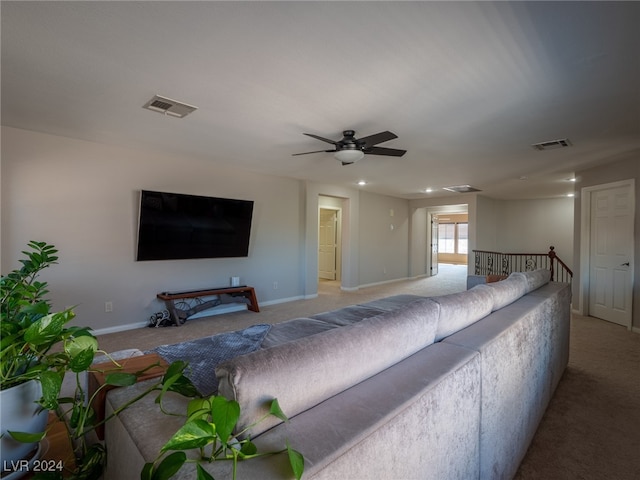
[216,298,440,438]
[105,343,481,480]
[433,286,495,341]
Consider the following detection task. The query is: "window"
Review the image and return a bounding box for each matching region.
[438,223,456,253]
[458,223,468,254]
[438,222,468,254]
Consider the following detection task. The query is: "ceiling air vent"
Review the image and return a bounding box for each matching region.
[531,138,572,151]
[442,185,482,193]
[143,95,198,118]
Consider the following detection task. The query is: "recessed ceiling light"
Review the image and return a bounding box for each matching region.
[568,178,577,182]
[425,188,433,193]
[567,193,575,197]
[357,180,367,186]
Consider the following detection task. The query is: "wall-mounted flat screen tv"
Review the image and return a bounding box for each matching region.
[136,190,254,261]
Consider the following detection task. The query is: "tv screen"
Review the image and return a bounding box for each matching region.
[136,190,254,261]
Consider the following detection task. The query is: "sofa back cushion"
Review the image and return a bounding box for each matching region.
[433,286,495,341]
[483,273,528,311]
[260,317,338,349]
[517,269,552,293]
[216,298,440,438]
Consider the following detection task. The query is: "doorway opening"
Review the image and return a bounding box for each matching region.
[318,196,343,290]
[435,213,469,266]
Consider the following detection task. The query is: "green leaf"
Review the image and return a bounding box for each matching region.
[24,311,72,346]
[186,397,211,420]
[168,375,200,398]
[69,403,81,429]
[69,347,96,373]
[104,372,138,387]
[239,440,257,457]
[76,443,106,480]
[269,398,289,422]
[196,464,215,480]
[287,443,305,480]
[210,396,240,445]
[141,463,154,480]
[161,361,200,398]
[161,419,215,452]
[8,429,47,443]
[152,452,187,480]
[65,334,98,358]
[40,370,62,409]
[163,360,188,380]
[66,326,94,338]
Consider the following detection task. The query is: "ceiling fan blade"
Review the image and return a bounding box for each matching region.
[303,133,339,145]
[357,131,397,147]
[292,149,336,156]
[364,146,407,157]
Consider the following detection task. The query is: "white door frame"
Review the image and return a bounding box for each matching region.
[579,178,635,329]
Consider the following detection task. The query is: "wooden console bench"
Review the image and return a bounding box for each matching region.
[157,286,260,325]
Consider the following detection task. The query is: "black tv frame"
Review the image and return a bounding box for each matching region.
[136,190,254,261]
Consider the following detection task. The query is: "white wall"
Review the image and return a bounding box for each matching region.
[2,127,420,332]
[494,197,574,270]
[357,191,409,286]
[2,127,305,332]
[474,195,499,252]
[409,194,574,275]
[2,127,579,333]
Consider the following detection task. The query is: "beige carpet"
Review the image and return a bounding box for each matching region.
[97,264,468,352]
[97,265,640,479]
[514,314,640,480]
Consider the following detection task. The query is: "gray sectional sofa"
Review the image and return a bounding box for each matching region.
[105,269,571,480]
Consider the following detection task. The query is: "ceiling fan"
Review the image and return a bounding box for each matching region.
[293,130,407,165]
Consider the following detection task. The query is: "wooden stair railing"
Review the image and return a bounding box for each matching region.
[472,246,573,283]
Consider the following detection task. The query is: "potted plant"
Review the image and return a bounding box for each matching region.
[2,241,304,480]
[0,242,101,475]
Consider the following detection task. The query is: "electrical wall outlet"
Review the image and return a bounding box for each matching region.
[105,301,113,313]
[273,281,278,290]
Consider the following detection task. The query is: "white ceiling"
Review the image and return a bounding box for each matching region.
[2,1,639,200]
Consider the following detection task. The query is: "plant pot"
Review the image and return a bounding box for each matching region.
[0,380,49,471]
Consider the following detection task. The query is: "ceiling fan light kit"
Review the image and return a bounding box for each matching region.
[293,129,406,165]
[334,149,365,164]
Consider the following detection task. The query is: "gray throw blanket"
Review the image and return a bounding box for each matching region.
[149,323,271,396]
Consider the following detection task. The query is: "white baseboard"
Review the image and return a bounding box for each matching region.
[262,295,305,305]
[93,321,149,336]
[340,286,359,292]
[357,277,411,290]
[93,295,306,336]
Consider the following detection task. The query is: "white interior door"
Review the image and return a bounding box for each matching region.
[431,216,439,276]
[588,184,634,327]
[318,209,337,280]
